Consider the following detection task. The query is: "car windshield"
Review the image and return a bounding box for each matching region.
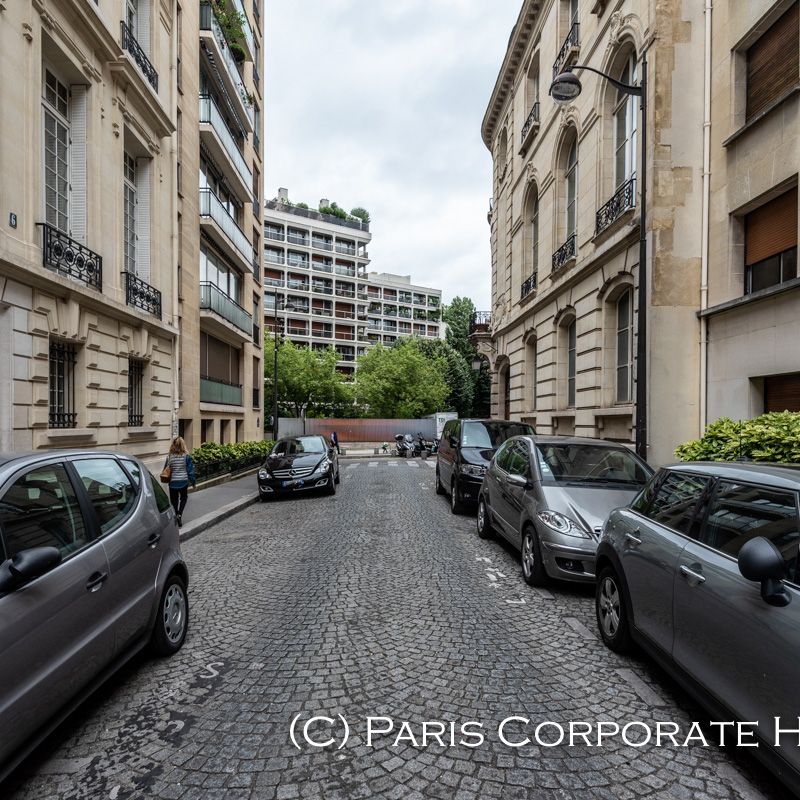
[535,443,650,485]
[461,422,535,449]
[272,436,326,456]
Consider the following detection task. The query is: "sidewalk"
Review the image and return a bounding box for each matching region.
[179,471,260,543]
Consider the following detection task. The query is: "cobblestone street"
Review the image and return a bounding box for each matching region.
[5,461,785,799]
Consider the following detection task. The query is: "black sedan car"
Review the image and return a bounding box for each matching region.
[257,435,340,499]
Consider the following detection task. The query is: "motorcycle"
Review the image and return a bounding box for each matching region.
[394,433,414,457]
[415,432,435,457]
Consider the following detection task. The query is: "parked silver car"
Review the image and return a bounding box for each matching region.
[477,436,652,585]
[0,451,188,781]
[595,462,800,795]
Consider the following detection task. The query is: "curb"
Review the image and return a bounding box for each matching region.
[179,493,260,544]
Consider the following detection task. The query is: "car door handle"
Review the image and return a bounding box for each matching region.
[679,565,706,584]
[86,571,108,592]
[147,532,161,549]
[625,531,642,546]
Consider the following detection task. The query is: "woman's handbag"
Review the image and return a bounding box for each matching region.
[160,461,172,484]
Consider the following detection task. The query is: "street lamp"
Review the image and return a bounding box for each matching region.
[269,292,297,441]
[549,55,649,460]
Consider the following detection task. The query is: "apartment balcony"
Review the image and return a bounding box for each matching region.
[200,376,242,405]
[263,276,284,288]
[123,270,161,317]
[521,272,538,300]
[337,311,356,320]
[552,233,577,272]
[357,290,369,300]
[312,329,333,339]
[199,189,252,272]
[312,237,333,251]
[335,243,356,256]
[311,283,333,295]
[286,256,309,270]
[230,0,255,60]
[286,279,309,292]
[265,250,285,265]
[337,353,356,362]
[519,102,540,153]
[469,311,492,337]
[312,261,333,273]
[336,331,356,341]
[311,307,333,317]
[200,281,253,340]
[336,287,356,298]
[287,233,309,246]
[287,325,308,336]
[265,228,284,241]
[399,293,412,303]
[553,22,580,80]
[199,95,253,201]
[199,2,254,132]
[335,265,356,277]
[121,21,158,91]
[37,223,102,290]
[596,177,636,236]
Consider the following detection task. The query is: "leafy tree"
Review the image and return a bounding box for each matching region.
[295,202,309,209]
[355,340,448,418]
[415,337,474,417]
[263,335,352,418]
[442,296,477,362]
[319,202,348,220]
[350,207,371,224]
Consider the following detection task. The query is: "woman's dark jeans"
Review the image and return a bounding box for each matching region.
[169,486,188,517]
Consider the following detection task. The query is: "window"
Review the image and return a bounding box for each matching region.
[128,358,144,427]
[616,289,633,403]
[49,341,77,429]
[764,373,800,413]
[200,245,243,303]
[614,54,637,188]
[535,443,650,485]
[703,481,799,581]
[567,320,577,407]
[642,471,711,536]
[123,151,137,274]
[126,0,138,36]
[120,458,142,487]
[531,188,539,274]
[43,69,70,233]
[149,472,171,513]
[565,139,577,237]
[0,464,88,559]
[73,459,137,534]
[744,187,797,294]
[746,2,799,122]
[506,442,531,477]
[569,0,578,27]
[494,440,514,471]
[461,421,534,448]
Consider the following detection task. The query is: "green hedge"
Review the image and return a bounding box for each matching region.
[190,439,275,481]
[675,412,800,463]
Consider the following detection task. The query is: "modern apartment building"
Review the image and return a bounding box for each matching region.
[477,0,706,464]
[263,193,443,378]
[0,0,178,460]
[175,0,264,447]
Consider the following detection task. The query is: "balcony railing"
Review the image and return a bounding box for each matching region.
[596,177,636,235]
[552,233,577,271]
[200,376,242,405]
[121,21,158,91]
[199,95,252,189]
[265,229,284,242]
[313,330,333,339]
[311,284,333,295]
[312,261,333,273]
[335,267,356,277]
[264,276,284,287]
[265,251,285,265]
[335,244,356,255]
[37,223,102,290]
[469,311,492,335]
[336,288,356,298]
[553,22,580,80]
[199,189,251,265]
[521,272,538,300]
[287,326,308,336]
[521,102,540,146]
[312,238,333,251]
[124,271,162,317]
[230,0,255,59]
[200,282,253,334]
[287,233,309,246]
[312,307,333,317]
[337,353,356,362]
[287,257,309,269]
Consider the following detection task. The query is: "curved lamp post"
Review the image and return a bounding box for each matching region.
[549,56,649,460]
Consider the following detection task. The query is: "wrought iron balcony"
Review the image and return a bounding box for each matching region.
[123,271,162,317]
[37,224,102,290]
[200,281,253,334]
[521,102,540,147]
[521,272,538,299]
[552,233,577,271]
[121,21,158,92]
[469,311,492,335]
[200,375,242,405]
[553,22,580,81]
[596,177,636,235]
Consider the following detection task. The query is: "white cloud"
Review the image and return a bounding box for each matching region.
[265,1,522,309]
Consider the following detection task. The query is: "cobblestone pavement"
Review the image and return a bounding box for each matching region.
[5,462,785,799]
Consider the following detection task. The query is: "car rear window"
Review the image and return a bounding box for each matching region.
[461,422,534,449]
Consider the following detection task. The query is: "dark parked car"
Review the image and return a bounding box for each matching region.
[436,419,534,513]
[478,436,652,584]
[0,451,188,782]
[257,435,340,499]
[595,462,800,795]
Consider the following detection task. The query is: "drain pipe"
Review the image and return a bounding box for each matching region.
[699,0,712,435]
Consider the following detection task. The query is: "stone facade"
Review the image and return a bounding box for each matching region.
[480,0,705,465]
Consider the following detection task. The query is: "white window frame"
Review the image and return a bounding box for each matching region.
[42,68,70,234]
[531,189,540,273]
[123,151,137,274]
[567,320,577,407]
[565,140,577,238]
[614,54,638,189]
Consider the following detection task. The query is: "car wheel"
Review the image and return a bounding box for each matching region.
[596,566,632,653]
[326,474,336,495]
[435,467,445,495]
[477,497,493,539]
[150,574,188,656]
[521,527,549,587]
[450,478,465,515]
[334,466,340,485]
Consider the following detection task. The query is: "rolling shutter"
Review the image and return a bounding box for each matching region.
[746,2,799,121]
[764,374,800,413]
[69,85,87,244]
[135,157,151,281]
[745,187,798,265]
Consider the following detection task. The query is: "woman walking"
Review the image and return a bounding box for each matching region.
[163,436,196,527]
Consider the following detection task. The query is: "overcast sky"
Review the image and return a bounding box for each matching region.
[264,0,522,309]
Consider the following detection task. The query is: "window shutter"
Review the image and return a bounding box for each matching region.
[745,187,798,265]
[746,3,799,121]
[69,85,87,244]
[765,373,800,412]
[137,0,150,55]
[135,157,151,281]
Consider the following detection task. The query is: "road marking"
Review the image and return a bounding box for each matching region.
[368,461,378,467]
[408,461,419,467]
[564,617,596,639]
[485,567,506,578]
[388,461,398,466]
[347,463,360,468]
[615,668,668,707]
[475,556,493,563]
[506,597,527,605]
[486,573,498,582]
[534,588,555,601]
[426,460,436,468]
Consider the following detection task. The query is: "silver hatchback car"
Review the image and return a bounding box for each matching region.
[477,436,652,585]
[0,451,188,781]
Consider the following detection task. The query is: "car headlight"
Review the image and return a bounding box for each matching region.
[312,460,332,477]
[536,510,591,539]
[258,469,268,480]
[460,463,486,477]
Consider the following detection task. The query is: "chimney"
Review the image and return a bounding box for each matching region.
[278,187,289,202]
[319,198,329,209]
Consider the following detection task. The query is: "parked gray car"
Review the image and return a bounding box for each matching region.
[595,462,800,795]
[477,436,652,585]
[0,451,188,781]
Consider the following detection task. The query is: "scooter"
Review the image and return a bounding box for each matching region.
[415,432,435,456]
[394,433,414,457]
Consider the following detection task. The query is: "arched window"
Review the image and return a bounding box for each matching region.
[616,289,633,403]
[614,54,637,189]
[566,139,577,237]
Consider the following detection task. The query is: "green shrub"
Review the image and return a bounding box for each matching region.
[190,440,275,480]
[675,412,800,463]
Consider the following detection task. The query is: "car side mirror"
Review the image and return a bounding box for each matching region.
[449,436,458,448]
[507,473,531,489]
[0,546,62,594]
[738,537,791,607]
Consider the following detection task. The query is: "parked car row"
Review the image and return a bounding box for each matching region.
[436,418,800,795]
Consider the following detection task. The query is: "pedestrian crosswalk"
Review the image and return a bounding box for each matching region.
[346,460,436,469]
